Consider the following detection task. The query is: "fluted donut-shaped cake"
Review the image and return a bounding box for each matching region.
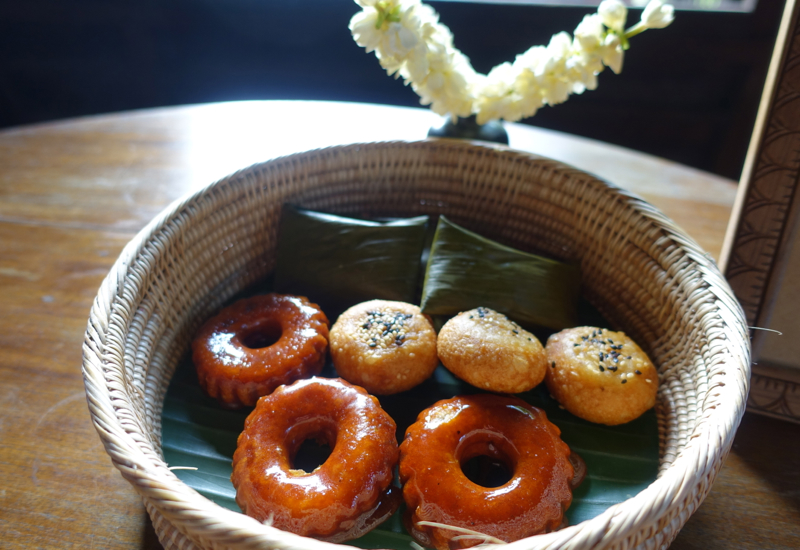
[399,394,582,550]
[231,377,400,542]
[192,293,329,407]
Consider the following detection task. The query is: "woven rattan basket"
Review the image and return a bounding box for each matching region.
[82,140,750,550]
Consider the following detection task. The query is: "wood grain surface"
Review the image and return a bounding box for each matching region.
[0,101,796,549]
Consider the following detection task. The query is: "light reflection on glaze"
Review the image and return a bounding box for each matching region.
[207,332,245,366]
[484,477,522,498]
[423,400,468,430]
[289,296,322,318]
[299,328,320,339]
[265,464,331,494]
[506,403,535,419]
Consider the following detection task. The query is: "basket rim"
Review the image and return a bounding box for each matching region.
[82,139,751,550]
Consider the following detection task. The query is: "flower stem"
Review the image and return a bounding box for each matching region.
[624,22,647,40]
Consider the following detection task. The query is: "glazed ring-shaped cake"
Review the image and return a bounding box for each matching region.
[231,377,400,542]
[399,394,582,550]
[192,293,329,408]
[545,326,658,425]
[330,299,438,395]
[436,307,548,393]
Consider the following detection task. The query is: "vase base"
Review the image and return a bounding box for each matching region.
[428,115,509,145]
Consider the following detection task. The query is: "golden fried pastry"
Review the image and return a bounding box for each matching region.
[545,326,658,425]
[329,300,438,395]
[231,377,400,542]
[399,394,583,550]
[192,293,329,408]
[436,307,547,393]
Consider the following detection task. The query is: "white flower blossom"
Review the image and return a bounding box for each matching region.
[641,0,674,29]
[598,0,628,34]
[385,22,419,56]
[349,9,383,52]
[533,32,574,105]
[410,41,477,118]
[508,47,549,119]
[350,0,673,122]
[574,14,605,53]
[350,0,427,67]
[475,63,520,124]
[602,33,624,74]
[566,57,599,94]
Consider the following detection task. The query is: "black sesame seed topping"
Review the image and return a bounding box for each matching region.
[361,310,414,348]
[635,370,642,375]
[621,379,627,384]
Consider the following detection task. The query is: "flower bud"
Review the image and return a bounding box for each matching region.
[641,0,674,29]
[599,0,628,33]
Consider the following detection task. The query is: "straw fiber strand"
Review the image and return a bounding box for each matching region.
[82,140,750,550]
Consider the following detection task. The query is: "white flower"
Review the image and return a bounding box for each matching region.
[641,0,674,29]
[530,32,575,105]
[411,44,476,118]
[350,0,674,122]
[384,22,420,57]
[350,9,383,52]
[475,63,523,123]
[598,0,628,33]
[510,46,548,115]
[602,33,624,74]
[566,56,599,93]
[574,14,605,53]
[350,0,429,67]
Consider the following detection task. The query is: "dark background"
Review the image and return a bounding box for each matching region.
[0,0,785,180]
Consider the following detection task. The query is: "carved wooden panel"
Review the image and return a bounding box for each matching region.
[722,0,800,423]
[747,367,800,421]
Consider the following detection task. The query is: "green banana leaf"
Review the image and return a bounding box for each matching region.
[273,205,429,316]
[420,216,581,331]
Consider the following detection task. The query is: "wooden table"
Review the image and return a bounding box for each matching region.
[1,100,798,549]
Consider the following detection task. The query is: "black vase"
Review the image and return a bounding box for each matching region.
[427,115,509,145]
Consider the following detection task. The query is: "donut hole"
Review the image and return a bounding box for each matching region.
[461,455,513,488]
[241,321,282,349]
[288,420,338,474]
[292,436,333,473]
[457,432,516,489]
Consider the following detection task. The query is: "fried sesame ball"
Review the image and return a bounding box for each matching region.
[330,300,438,395]
[545,327,658,425]
[436,307,548,394]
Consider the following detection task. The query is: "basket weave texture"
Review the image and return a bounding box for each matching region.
[82,140,750,550]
